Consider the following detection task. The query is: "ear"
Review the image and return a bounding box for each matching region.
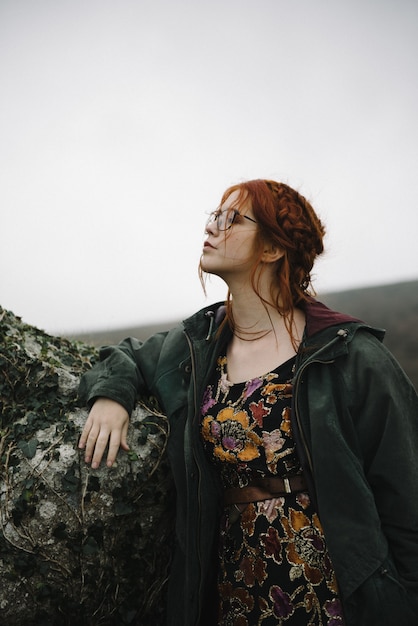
[261,244,284,264]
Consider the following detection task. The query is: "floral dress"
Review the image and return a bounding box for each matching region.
[200,356,345,626]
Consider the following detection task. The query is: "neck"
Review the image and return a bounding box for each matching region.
[224,286,305,382]
[229,289,278,335]
[224,273,305,346]
[226,280,287,340]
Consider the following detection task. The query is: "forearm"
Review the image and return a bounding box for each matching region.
[78,339,143,413]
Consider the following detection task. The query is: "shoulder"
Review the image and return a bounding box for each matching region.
[339,327,417,404]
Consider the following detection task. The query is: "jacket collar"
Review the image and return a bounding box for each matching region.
[182,298,385,348]
[301,297,362,338]
[297,298,385,366]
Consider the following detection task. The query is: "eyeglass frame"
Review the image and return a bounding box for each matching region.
[206,208,257,231]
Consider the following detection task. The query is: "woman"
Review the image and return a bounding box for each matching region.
[79,179,418,626]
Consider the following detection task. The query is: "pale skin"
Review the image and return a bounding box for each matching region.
[78,191,305,468]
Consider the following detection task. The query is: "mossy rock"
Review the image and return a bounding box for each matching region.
[0,307,173,625]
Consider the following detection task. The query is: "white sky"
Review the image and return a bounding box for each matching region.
[1,0,417,334]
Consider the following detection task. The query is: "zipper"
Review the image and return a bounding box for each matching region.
[183,309,223,623]
[293,357,334,478]
[184,328,204,624]
[293,329,349,493]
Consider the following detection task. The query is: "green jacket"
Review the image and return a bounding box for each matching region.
[79,299,418,626]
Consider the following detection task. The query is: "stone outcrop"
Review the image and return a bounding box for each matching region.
[0,307,173,625]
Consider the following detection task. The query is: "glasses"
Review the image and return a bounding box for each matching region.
[206,208,257,231]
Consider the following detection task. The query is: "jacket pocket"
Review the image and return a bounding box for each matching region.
[344,556,418,626]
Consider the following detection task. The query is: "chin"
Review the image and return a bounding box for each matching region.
[201,263,222,279]
[200,257,214,273]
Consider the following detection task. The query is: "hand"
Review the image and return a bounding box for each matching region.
[78,398,130,468]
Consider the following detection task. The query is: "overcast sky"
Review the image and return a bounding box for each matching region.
[1,0,417,335]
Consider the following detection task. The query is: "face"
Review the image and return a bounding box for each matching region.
[201,190,259,282]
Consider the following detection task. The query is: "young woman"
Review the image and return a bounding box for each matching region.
[79,179,418,626]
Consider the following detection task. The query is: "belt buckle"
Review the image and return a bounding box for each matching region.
[283,477,291,494]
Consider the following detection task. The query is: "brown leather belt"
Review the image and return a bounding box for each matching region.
[224,474,307,505]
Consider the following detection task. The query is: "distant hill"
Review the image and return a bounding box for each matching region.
[70,279,418,389]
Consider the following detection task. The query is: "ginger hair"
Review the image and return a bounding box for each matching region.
[200,179,326,345]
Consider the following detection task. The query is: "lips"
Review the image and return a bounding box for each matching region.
[203,241,215,249]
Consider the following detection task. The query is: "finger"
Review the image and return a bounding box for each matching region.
[78,415,93,449]
[104,430,122,468]
[120,421,130,452]
[90,427,110,469]
[83,425,100,463]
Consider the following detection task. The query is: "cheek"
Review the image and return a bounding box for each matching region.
[229,240,257,264]
[235,233,258,256]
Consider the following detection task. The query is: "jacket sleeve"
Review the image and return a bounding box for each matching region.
[348,331,418,594]
[78,332,170,414]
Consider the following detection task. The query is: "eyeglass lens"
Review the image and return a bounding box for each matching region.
[209,209,235,230]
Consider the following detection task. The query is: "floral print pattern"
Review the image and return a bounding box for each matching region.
[202,406,262,463]
[201,356,345,625]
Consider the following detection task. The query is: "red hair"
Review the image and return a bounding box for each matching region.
[201,179,326,343]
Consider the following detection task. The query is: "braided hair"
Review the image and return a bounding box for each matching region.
[215,179,326,342]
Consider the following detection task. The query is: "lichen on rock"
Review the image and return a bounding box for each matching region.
[0,307,173,625]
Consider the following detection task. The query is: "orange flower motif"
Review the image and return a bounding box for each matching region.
[281,508,332,586]
[280,406,292,434]
[201,407,261,463]
[262,382,293,405]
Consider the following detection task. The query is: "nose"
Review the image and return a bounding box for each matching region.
[205,219,218,235]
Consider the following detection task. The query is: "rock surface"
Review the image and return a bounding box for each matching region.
[0,307,173,625]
